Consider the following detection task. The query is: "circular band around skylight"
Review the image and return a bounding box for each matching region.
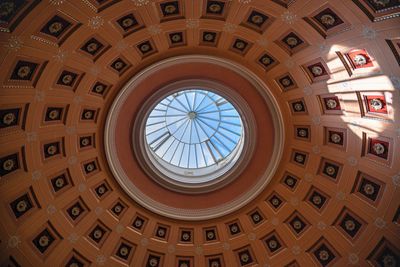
[144,88,245,185]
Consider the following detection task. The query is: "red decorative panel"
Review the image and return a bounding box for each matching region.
[357,91,393,120]
[362,133,393,165]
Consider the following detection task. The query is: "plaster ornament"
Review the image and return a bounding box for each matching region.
[281,10,297,24]
[140,237,149,246]
[348,253,359,265]
[186,19,199,28]
[47,204,57,214]
[222,242,230,250]
[305,173,313,182]
[96,255,106,265]
[312,116,321,125]
[223,23,237,33]
[49,0,65,5]
[294,103,303,111]
[68,233,79,243]
[303,86,313,96]
[362,26,377,39]
[347,156,358,166]
[88,16,104,30]
[8,235,21,248]
[68,156,77,165]
[292,245,301,255]
[132,0,150,7]
[318,221,327,230]
[35,90,45,102]
[31,170,42,181]
[5,35,23,51]
[95,206,103,215]
[195,246,203,255]
[336,191,345,200]
[374,217,386,229]
[248,232,256,241]
[392,173,400,187]
[147,25,161,35]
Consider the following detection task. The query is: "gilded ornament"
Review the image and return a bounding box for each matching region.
[122,18,134,27]
[326,99,337,109]
[251,15,264,24]
[370,98,383,111]
[119,246,129,256]
[330,133,342,143]
[16,200,27,212]
[325,166,336,176]
[3,159,15,171]
[294,103,303,111]
[268,240,278,249]
[345,220,356,231]
[208,3,221,13]
[114,62,124,70]
[0,2,15,17]
[81,138,90,146]
[286,37,298,46]
[295,154,304,162]
[55,177,64,188]
[164,4,176,14]
[319,250,329,261]
[71,206,81,216]
[86,163,95,172]
[320,14,335,26]
[62,74,73,85]
[17,66,31,78]
[240,253,249,262]
[3,113,16,125]
[363,183,375,195]
[312,195,322,205]
[372,143,385,155]
[84,111,93,119]
[149,258,158,266]
[86,42,98,53]
[311,66,323,76]
[292,220,302,230]
[353,54,367,66]
[39,235,49,247]
[47,145,57,155]
[93,229,103,239]
[281,78,291,87]
[48,110,60,120]
[204,33,214,41]
[48,22,63,34]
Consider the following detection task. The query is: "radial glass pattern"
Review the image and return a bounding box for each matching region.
[145,89,244,170]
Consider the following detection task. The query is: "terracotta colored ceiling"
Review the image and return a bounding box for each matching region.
[0,0,400,266]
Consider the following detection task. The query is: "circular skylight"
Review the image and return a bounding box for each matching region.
[144,89,244,183]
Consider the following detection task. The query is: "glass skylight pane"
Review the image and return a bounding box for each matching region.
[145,89,244,170]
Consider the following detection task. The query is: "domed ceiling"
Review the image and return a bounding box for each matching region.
[0,0,400,266]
